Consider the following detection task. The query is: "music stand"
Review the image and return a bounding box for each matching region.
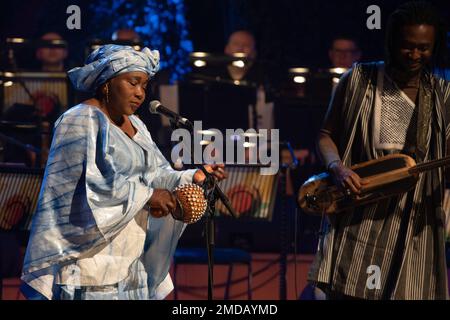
[0,165,43,234]
[215,164,278,299]
[215,164,279,220]
[0,71,70,167]
[0,71,70,117]
[181,52,259,133]
[178,79,256,134]
[174,164,278,299]
[0,165,43,299]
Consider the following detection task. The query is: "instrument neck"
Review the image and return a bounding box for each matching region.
[408,155,450,174]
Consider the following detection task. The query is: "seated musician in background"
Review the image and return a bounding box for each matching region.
[36,32,68,72]
[224,30,274,130]
[111,28,141,43]
[309,1,450,299]
[3,32,67,167]
[190,29,260,84]
[35,32,68,124]
[34,32,68,124]
[20,44,226,300]
[223,30,259,82]
[328,35,362,69]
[199,30,271,131]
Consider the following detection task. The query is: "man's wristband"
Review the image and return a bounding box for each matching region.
[327,159,341,171]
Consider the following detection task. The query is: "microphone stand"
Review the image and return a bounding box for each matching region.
[278,141,299,300]
[169,118,237,300]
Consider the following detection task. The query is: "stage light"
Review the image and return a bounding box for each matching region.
[191,52,209,58]
[293,76,306,84]
[232,60,245,68]
[193,60,206,67]
[329,67,347,75]
[46,39,65,46]
[8,38,25,43]
[289,67,310,74]
[190,52,210,68]
[289,67,309,84]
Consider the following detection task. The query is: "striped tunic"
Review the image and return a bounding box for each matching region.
[309,62,450,299]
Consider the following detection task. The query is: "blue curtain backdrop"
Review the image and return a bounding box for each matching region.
[90,0,193,83]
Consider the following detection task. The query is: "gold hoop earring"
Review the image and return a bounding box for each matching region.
[105,85,110,104]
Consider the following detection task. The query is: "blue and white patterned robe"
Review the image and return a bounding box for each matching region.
[21,104,196,300]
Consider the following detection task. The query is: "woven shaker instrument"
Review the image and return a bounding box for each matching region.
[172,183,207,224]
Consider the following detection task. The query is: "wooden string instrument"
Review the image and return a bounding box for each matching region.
[298,153,450,215]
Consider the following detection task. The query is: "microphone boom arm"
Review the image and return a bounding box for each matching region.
[149,100,236,217]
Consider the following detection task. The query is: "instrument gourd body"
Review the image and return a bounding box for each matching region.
[298,154,423,215]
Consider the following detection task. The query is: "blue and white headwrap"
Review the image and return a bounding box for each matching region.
[68,44,160,93]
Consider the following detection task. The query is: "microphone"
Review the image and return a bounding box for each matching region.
[149,100,193,128]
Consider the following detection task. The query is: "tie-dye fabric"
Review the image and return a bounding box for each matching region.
[21,104,196,300]
[68,45,160,93]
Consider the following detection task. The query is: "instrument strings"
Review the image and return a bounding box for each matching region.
[409,155,450,174]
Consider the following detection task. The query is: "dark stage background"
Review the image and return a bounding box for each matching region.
[0,0,449,256]
[1,0,450,72]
